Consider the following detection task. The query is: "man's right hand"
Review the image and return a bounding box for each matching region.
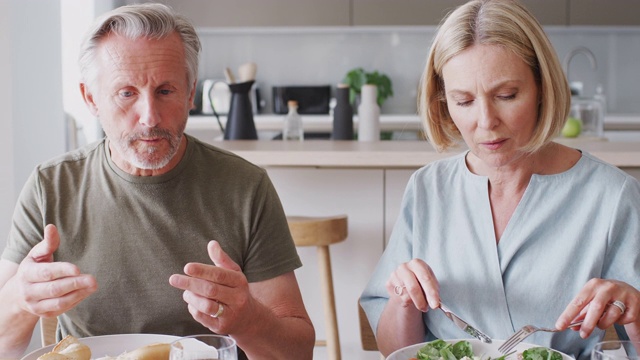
[14,224,98,317]
[0,224,98,357]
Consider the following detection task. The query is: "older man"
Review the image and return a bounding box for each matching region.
[0,4,314,359]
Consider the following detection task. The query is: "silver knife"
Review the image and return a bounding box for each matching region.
[439,303,492,343]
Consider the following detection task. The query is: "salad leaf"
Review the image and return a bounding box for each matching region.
[521,347,563,360]
[490,352,515,360]
[439,347,459,360]
[416,340,448,360]
[416,340,473,360]
[451,340,474,359]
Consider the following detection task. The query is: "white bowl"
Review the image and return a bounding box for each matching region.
[386,338,573,360]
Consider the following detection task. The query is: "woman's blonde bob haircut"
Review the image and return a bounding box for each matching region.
[419,0,570,153]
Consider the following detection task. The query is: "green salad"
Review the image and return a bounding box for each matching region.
[414,339,562,360]
[520,347,563,360]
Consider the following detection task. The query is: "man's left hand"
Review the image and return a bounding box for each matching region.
[169,240,256,335]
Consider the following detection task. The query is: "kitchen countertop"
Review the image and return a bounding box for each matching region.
[209,139,640,168]
[188,113,640,132]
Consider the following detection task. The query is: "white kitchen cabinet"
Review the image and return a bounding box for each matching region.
[263,166,438,359]
[384,169,416,246]
[266,168,384,360]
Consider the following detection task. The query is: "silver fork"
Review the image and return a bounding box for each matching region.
[498,320,583,354]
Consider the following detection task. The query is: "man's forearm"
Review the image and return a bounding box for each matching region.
[232,306,315,360]
[0,280,40,358]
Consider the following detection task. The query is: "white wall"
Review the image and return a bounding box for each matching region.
[61,0,95,145]
[9,0,65,194]
[0,0,120,264]
[1,0,65,245]
[61,0,114,144]
[0,0,15,248]
[1,0,65,353]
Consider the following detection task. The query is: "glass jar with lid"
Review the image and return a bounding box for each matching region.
[570,97,604,139]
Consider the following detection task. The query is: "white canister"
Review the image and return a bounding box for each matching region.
[358,84,380,142]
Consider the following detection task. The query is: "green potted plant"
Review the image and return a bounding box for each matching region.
[342,67,394,108]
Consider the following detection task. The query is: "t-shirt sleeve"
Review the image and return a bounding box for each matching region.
[242,171,302,283]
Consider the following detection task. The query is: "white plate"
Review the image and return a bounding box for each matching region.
[21,334,181,360]
[387,339,573,360]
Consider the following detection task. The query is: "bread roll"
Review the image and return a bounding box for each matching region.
[117,343,170,360]
[38,336,91,360]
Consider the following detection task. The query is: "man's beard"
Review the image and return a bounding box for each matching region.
[114,127,184,170]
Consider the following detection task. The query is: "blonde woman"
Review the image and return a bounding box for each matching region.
[360,1,640,359]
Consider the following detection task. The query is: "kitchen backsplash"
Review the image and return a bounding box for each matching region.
[196,26,640,116]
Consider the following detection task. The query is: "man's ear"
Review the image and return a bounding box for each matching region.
[80,83,99,116]
[188,79,197,110]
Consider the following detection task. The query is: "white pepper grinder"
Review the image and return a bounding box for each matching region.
[357,84,380,142]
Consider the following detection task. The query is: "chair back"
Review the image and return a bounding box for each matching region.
[604,325,619,341]
[358,301,378,351]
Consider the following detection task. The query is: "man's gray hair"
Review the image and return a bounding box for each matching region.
[78,3,201,90]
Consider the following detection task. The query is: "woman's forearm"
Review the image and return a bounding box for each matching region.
[376,296,426,357]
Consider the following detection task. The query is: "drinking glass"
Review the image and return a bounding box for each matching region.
[593,341,640,360]
[169,334,237,360]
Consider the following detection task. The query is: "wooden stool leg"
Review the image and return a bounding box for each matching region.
[317,245,341,360]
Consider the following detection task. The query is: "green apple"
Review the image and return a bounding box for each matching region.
[562,116,582,138]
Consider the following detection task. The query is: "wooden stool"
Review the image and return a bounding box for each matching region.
[288,215,348,360]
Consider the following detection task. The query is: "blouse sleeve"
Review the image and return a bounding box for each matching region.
[603,176,640,288]
[359,171,418,334]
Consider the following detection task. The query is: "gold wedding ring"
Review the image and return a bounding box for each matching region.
[211,302,224,318]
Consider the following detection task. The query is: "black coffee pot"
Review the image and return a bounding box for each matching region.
[224,80,258,140]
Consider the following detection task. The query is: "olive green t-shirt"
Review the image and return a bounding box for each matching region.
[3,134,301,341]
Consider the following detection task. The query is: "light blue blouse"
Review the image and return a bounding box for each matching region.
[360,150,640,360]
